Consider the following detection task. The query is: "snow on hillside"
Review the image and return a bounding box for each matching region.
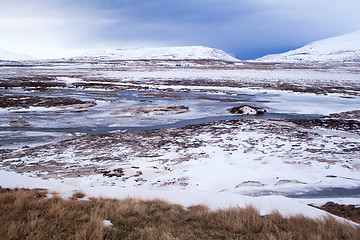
[0,48,37,61]
[256,31,360,62]
[77,46,241,62]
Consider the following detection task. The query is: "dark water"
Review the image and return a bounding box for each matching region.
[238,186,360,199]
[287,187,360,199]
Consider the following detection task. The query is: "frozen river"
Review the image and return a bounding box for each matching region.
[1,87,360,149]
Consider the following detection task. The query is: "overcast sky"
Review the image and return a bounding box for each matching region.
[0,0,360,59]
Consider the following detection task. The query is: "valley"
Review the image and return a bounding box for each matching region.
[0,43,360,220]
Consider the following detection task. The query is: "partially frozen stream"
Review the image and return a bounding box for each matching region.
[1,87,360,149]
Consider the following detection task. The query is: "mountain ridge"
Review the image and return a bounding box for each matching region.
[256,31,360,62]
[0,48,37,61]
[73,46,241,62]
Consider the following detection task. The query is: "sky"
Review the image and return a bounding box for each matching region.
[0,0,360,59]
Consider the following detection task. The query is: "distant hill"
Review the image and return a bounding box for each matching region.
[256,31,360,62]
[0,48,37,61]
[75,46,241,62]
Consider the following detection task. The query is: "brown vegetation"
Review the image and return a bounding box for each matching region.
[72,191,86,199]
[311,202,360,224]
[0,94,96,109]
[0,188,359,239]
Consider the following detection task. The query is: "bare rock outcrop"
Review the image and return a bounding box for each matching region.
[10,120,31,127]
[227,105,266,115]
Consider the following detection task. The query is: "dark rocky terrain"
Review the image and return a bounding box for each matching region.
[0,94,96,109]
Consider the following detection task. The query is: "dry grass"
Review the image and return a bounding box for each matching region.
[0,188,359,240]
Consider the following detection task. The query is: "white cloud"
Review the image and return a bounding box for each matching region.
[0,0,115,57]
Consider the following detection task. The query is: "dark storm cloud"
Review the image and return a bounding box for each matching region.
[105,0,252,24]
[77,0,271,56]
[1,0,360,59]
[85,0,257,40]
[78,0,360,59]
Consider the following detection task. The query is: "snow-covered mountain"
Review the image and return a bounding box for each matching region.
[0,48,37,61]
[256,31,360,62]
[77,46,241,62]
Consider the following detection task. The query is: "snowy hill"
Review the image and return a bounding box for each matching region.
[256,31,360,62]
[0,48,37,61]
[77,46,241,62]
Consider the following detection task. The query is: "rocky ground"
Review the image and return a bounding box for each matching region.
[290,110,360,136]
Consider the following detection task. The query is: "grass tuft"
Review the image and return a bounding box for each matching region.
[72,191,86,199]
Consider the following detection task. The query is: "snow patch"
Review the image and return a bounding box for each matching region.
[102,220,113,227]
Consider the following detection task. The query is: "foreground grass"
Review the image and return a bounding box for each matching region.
[0,188,359,239]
